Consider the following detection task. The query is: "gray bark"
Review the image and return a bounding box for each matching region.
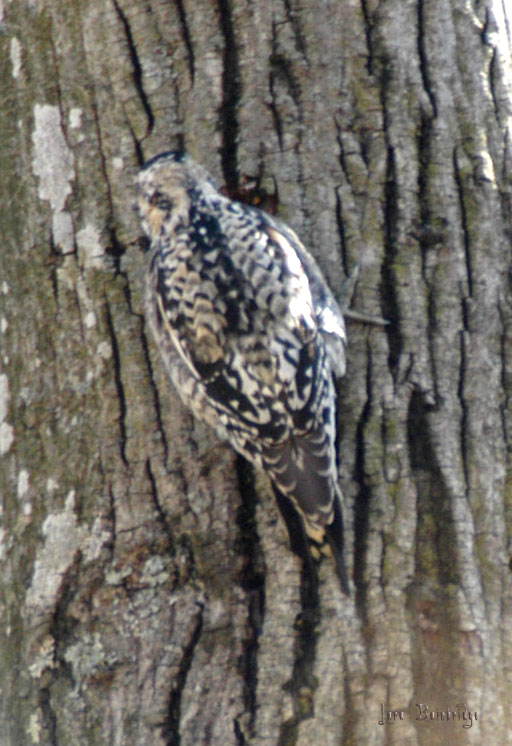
[0,0,511,744]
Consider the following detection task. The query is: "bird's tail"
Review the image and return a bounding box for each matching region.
[262,435,350,595]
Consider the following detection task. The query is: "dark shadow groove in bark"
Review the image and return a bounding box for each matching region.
[334,118,350,182]
[352,341,373,612]
[488,46,501,122]
[89,91,122,260]
[104,300,129,467]
[218,0,240,191]
[105,227,127,267]
[41,561,85,745]
[452,148,474,298]
[48,231,61,306]
[417,0,438,117]
[269,48,302,116]
[175,0,195,83]
[235,457,265,732]
[233,717,248,745]
[111,0,154,137]
[127,116,146,167]
[48,26,66,134]
[407,389,433,471]
[163,604,204,746]
[39,686,59,746]
[334,186,349,277]
[497,299,511,452]
[381,144,403,376]
[416,109,438,282]
[146,457,175,554]
[139,319,170,463]
[359,0,375,76]
[282,0,308,62]
[275,505,322,720]
[279,570,321,745]
[288,554,321,699]
[457,327,470,494]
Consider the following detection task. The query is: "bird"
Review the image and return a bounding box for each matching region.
[137,151,350,594]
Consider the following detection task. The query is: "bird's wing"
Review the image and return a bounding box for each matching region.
[153,204,327,437]
[261,213,347,378]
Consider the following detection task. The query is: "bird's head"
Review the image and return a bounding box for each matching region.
[136,151,219,239]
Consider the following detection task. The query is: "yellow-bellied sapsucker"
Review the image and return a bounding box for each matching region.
[137,151,349,594]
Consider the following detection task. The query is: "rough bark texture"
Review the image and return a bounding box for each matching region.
[0,1,511,744]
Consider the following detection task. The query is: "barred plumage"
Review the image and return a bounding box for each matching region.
[137,151,349,594]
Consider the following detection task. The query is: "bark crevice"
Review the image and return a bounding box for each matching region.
[218,0,241,190]
[104,298,129,467]
[163,603,204,746]
[111,0,154,138]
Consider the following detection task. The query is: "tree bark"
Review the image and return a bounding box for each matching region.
[0,0,511,744]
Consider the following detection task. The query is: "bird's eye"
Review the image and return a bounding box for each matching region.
[150,191,174,211]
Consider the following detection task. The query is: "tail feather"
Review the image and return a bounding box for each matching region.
[262,434,350,595]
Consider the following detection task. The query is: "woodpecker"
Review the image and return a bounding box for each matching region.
[137,151,349,594]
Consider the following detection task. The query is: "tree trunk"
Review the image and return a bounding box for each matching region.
[0,0,511,744]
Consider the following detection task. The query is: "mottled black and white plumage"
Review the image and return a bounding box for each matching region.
[137,151,349,593]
